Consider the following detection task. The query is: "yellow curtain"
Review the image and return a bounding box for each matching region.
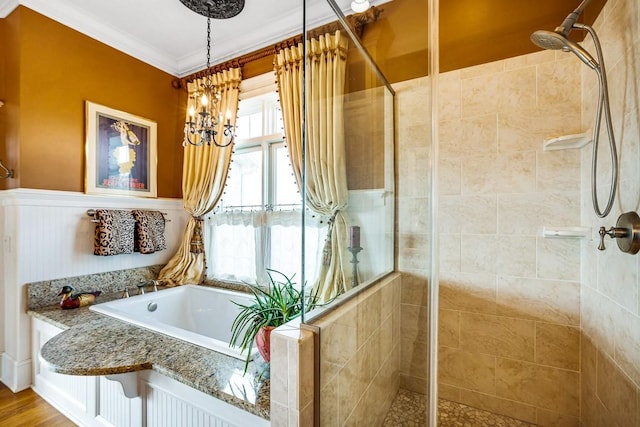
[274,31,350,302]
[159,67,242,285]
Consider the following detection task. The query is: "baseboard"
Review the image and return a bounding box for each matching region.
[1,352,32,392]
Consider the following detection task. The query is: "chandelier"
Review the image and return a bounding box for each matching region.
[181,0,245,148]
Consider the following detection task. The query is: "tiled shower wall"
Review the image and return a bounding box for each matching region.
[580,0,640,425]
[437,49,584,424]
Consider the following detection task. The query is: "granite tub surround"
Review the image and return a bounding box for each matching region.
[30,290,270,419]
[27,265,164,310]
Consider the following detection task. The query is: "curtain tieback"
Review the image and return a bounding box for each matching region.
[321,211,339,266]
[190,217,205,254]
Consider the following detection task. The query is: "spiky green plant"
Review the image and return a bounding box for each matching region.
[230,269,315,373]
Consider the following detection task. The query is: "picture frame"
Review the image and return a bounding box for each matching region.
[85,101,157,198]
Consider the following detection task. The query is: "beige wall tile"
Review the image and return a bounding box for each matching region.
[440,114,498,158]
[460,60,505,80]
[400,272,429,306]
[395,146,430,198]
[357,290,381,348]
[270,401,289,427]
[439,70,461,119]
[461,151,536,194]
[581,286,616,358]
[597,248,639,314]
[460,73,501,117]
[459,312,535,361]
[439,233,461,272]
[536,238,581,281]
[535,322,580,371]
[400,303,428,344]
[535,408,580,427]
[596,352,639,427]
[497,108,582,153]
[399,373,427,394]
[337,349,370,425]
[271,331,290,406]
[439,195,497,234]
[397,196,430,235]
[440,271,497,314]
[504,50,556,70]
[438,309,460,349]
[320,377,338,427]
[461,234,498,274]
[614,307,640,386]
[439,383,461,402]
[439,157,461,195]
[439,346,496,394]
[497,191,580,235]
[495,358,579,416]
[581,335,598,393]
[496,276,580,326]
[496,235,536,277]
[581,381,609,427]
[536,58,582,112]
[498,66,537,112]
[536,149,581,192]
[458,389,537,424]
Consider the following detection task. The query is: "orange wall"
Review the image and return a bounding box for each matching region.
[2,7,184,197]
[0,18,6,188]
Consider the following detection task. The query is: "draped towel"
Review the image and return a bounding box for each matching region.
[132,210,167,254]
[93,209,135,256]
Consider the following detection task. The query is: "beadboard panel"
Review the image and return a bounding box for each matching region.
[1,189,188,391]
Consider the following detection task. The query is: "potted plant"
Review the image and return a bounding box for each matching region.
[230,269,315,373]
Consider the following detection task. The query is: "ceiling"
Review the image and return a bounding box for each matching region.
[0,0,390,77]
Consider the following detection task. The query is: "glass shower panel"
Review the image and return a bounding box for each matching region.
[300,0,395,318]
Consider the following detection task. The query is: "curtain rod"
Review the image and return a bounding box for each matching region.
[173,6,382,88]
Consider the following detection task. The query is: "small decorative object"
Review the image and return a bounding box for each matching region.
[58,286,102,309]
[85,101,157,198]
[348,225,362,288]
[230,270,319,374]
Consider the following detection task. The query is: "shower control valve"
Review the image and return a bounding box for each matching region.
[598,211,640,254]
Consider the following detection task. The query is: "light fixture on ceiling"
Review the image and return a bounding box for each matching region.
[180,0,245,148]
[351,0,371,13]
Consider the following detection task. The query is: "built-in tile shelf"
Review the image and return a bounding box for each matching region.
[542,226,591,239]
[543,130,592,151]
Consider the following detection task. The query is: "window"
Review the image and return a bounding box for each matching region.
[205,76,324,286]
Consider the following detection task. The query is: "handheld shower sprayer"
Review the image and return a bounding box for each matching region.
[530,0,618,219]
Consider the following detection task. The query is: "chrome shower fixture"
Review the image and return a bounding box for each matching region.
[530,0,618,219]
[530,29,597,69]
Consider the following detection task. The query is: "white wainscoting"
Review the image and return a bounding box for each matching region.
[32,318,269,427]
[1,189,188,391]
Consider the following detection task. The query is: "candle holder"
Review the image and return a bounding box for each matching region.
[348,246,362,288]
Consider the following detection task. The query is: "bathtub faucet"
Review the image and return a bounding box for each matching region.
[138,279,162,294]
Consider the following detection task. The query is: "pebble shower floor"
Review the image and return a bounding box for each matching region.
[382,389,539,426]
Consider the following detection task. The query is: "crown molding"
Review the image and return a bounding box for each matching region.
[0,0,19,18]
[2,0,392,77]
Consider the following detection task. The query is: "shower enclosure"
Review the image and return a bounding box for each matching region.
[287,0,437,425]
[273,0,626,425]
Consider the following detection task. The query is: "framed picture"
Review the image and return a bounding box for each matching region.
[85,101,157,198]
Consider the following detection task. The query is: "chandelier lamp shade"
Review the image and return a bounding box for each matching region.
[181,0,244,148]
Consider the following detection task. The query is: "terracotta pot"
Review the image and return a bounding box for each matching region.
[255,325,275,363]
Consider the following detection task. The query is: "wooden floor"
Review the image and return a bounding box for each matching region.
[0,382,75,426]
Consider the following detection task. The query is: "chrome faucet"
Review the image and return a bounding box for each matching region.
[121,288,130,298]
[138,279,161,294]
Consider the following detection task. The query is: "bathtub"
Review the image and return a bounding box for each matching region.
[89,285,257,360]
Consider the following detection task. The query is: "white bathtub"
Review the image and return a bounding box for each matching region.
[90,285,257,360]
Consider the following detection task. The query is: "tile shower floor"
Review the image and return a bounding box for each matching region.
[382,389,539,426]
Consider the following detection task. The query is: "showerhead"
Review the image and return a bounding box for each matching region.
[530,30,598,70]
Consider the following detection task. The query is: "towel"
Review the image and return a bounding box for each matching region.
[93,209,135,256]
[132,210,167,254]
